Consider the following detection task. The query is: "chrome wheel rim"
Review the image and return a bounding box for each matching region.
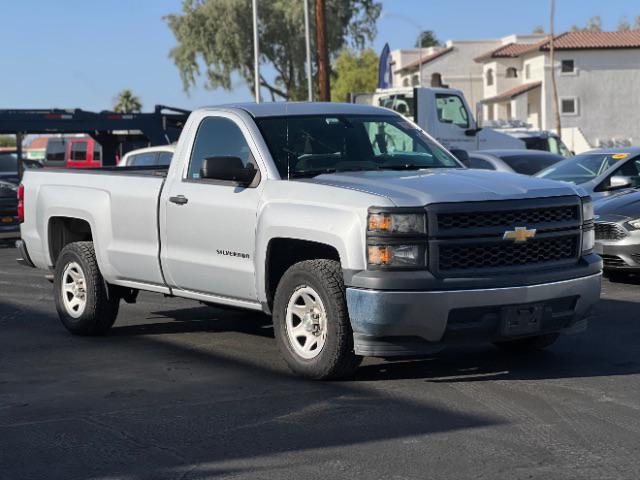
[285,286,327,360]
[61,262,87,318]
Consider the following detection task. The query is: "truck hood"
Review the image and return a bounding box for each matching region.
[304,168,583,206]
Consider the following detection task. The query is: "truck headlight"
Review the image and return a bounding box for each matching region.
[368,212,426,235]
[582,227,595,253]
[581,197,594,223]
[628,218,640,229]
[367,244,424,267]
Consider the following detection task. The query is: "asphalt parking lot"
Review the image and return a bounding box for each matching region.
[1,243,640,480]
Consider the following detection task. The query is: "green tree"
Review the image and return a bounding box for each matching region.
[113,89,142,113]
[532,25,545,34]
[618,16,631,31]
[330,48,378,102]
[635,15,640,30]
[0,135,16,148]
[165,0,381,101]
[571,15,602,32]
[415,30,440,48]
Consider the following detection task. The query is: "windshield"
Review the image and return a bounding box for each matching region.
[536,153,632,184]
[256,114,462,179]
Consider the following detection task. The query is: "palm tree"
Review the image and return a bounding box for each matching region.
[113,89,142,113]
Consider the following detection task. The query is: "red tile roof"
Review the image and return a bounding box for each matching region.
[476,31,640,62]
[539,31,640,50]
[475,42,541,61]
[482,81,542,104]
[395,47,454,73]
[27,137,48,150]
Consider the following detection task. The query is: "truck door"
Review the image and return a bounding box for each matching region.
[161,114,262,301]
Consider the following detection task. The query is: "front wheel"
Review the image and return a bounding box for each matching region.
[273,259,362,380]
[54,241,120,335]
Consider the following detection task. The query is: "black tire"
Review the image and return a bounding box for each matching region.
[54,241,119,335]
[273,259,362,380]
[493,333,559,353]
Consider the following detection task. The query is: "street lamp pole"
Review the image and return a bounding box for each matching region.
[303,0,313,101]
[252,0,261,103]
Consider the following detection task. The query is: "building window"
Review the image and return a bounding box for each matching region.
[506,67,518,78]
[525,64,531,79]
[430,72,443,87]
[402,78,409,87]
[561,59,575,73]
[560,97,578,115]
[411,74,419,86]
[486,68,494,86]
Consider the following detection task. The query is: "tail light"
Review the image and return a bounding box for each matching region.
[17,184,24,223]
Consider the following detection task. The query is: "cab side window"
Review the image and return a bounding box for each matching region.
[187,117,253,179]
[435,94,469,128]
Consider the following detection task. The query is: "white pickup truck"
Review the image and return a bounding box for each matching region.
[17,102,601,379]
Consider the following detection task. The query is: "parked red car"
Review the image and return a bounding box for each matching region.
[65,138,102,168]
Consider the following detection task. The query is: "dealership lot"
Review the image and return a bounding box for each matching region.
[1,244,639,480]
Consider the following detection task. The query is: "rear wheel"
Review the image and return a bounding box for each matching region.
[493,333,559,353]
[54,241,119,335]
[273,259,362,380]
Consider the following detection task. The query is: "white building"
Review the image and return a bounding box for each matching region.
[475,31,640,152]
[390,34,546,111]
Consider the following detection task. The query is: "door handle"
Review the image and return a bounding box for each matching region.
[169,195,188,205]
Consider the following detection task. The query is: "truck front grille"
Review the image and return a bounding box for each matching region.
[439,235,579,271]
[437,205,579,230]
[594,222,627,241]
[427,196,583,276]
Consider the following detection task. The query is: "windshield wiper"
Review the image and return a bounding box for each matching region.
[290,167,371,179]
[375,164,428,171]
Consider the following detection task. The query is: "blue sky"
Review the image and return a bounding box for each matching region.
[0,0,637,111]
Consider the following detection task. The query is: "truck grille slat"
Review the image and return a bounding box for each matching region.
[439,236,579,271]
[594,222,627,241]
[438,205,579,230]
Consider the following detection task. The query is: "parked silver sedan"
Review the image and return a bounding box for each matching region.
[536,147,640,200]
[593,189,640,277]
[466,149,564,175]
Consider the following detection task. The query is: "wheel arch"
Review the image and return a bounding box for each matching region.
[262,237,343,312]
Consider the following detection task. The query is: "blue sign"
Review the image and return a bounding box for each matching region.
[378,43,392,89]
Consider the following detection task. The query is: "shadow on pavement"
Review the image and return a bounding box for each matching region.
[0,298,499,480]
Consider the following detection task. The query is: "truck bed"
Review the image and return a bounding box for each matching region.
[20,167,168,288]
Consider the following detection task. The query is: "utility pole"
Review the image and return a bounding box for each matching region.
[549,0,561,138]
[417,31,423,86]
[252,0,261,103]
[303,0,313,101]
[315,0,330,101]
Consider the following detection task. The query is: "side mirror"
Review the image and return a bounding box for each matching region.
[200,156,257,185]
[450,149,469,164]
[609,175,632,190]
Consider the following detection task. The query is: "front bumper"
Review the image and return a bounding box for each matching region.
[346,273,601,357]
[595,241,640,270]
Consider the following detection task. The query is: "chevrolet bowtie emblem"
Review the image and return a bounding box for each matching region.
[503,226,536,242]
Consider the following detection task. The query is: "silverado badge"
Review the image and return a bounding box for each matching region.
[503,226,536,242]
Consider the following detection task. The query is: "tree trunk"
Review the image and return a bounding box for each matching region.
[549,0,562,139]
[315,0,330,101]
